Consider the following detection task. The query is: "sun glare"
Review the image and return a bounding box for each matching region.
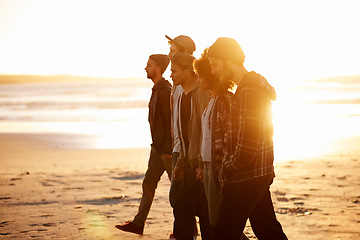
[0,0,359,160]
[272,86,360,161]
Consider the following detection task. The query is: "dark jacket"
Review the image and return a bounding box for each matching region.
[219,72,277,187]
[148,78,172,155]
[176,85,211,170]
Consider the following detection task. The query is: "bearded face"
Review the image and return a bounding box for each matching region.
[208,57,233,83]
[145,58,158,80]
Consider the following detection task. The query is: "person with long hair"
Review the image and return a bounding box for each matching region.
[194,49,248,240]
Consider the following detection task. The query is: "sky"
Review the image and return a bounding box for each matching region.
[0,0,359,87]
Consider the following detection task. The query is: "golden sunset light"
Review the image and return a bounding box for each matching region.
[0,0,359,81]
[1,1,359,239]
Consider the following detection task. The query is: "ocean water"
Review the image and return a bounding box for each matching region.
[0,76,359,161]
[272,75,360,160]
[0,78,154,149]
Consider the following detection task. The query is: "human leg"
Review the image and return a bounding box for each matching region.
[213,178,271,240]
[132,148,165,227]
[203,162,221,227]
[212,184,247,239]
[173,168,199,240]
[161,153,173,180]
[194,176,212,240]
[173,170,196,240]
[170,152,180,208]
[249,182,288,240]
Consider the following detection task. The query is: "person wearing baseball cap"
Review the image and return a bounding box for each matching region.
[208,37,288,240]
[115,54,172,236]
[166,35,196,61]
[165,35,197,171]
[169,52,212,239]
[165,35,201,239]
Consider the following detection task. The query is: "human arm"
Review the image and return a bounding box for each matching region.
[159,87,173,155]
[222,88,266,175]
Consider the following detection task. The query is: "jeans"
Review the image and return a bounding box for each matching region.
[203,162,221,227]
[213,175,288,240]
[172,165,212,240]
[132,147,172,227]
[203,162,249,240]
[169,152,180,208]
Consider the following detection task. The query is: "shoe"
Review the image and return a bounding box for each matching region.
[169,232,197,240]
[115,221,144,235]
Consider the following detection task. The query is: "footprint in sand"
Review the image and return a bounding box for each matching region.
[41,179,66,186]
[273,190,286,196]
[294,202,305,206]
[10,177,21,181]
[0,196,11,200]
[276,207,319,215]
[290,197,303,201]
[337,176,348,180]
[111,172,144,181]
[63,187,85,190]
[36,228,48,232]
[277,197,289,202]
[40,181,53,187]
[79,196,126,205]
[0,221,10,227]
[42,223,57,227]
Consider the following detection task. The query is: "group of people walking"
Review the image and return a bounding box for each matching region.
[115,35,288,240]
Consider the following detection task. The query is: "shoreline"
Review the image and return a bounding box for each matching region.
[0,133,359,239]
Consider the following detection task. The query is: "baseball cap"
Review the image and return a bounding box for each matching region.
[165,35,196,54]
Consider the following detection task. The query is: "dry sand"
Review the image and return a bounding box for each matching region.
[0,133,359,239]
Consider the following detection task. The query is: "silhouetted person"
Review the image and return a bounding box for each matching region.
[115,54,172,235]
[170,53,212,240]
[194,49,249,240]
[165,35,196,169]
[166,35,199,239]
[208,37,288,240]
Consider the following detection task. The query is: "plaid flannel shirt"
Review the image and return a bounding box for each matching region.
[211,92,232,191]
[219,72,276,187]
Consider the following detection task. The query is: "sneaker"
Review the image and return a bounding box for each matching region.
[115,221,144,235]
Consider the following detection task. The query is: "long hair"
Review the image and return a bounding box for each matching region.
[194,48,234,94]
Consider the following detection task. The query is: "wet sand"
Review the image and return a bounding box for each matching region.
[0,133,359,239]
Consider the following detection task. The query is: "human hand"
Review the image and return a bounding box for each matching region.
[172,166,183,181]
[196,168,204,182]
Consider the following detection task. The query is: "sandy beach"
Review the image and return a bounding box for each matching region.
[0,133,359,240]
